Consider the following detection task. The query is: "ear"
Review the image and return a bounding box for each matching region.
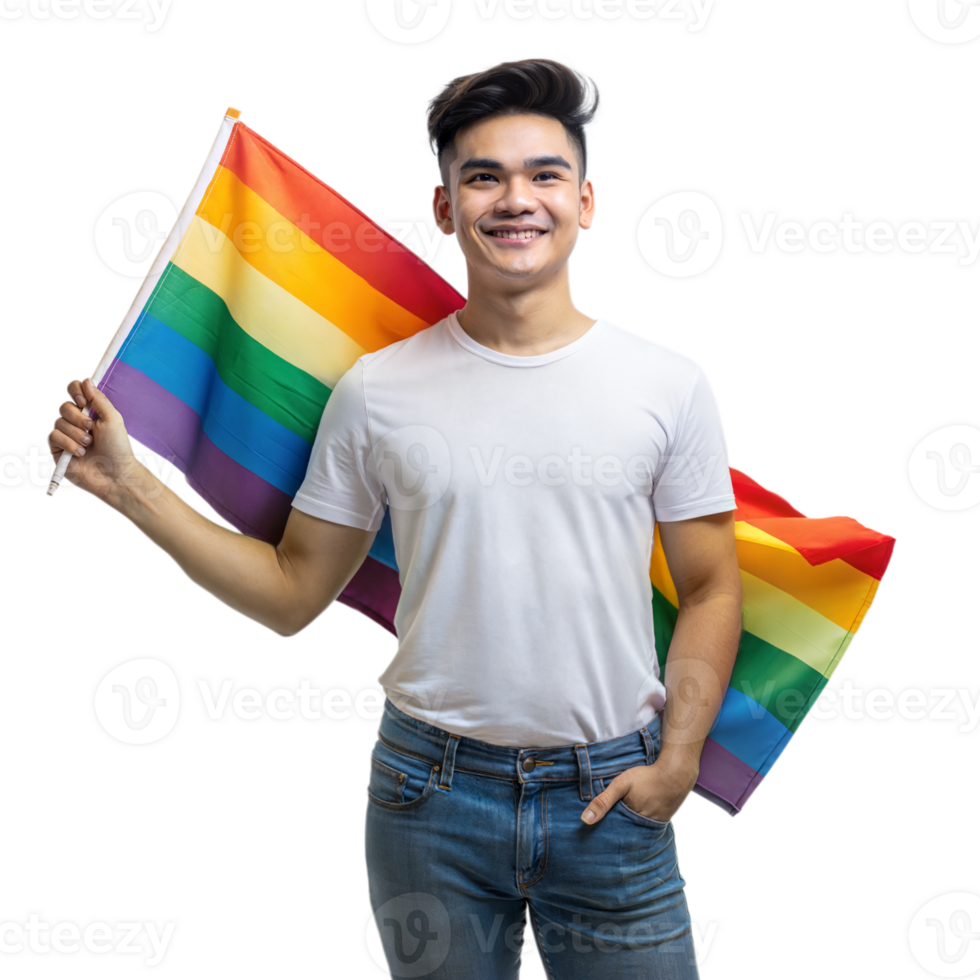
[578,178,595,230]
[433,184,456,235]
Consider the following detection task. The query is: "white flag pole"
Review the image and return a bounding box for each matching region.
[48,107,242,496]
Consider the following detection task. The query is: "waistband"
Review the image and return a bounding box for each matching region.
[378,697,662,800]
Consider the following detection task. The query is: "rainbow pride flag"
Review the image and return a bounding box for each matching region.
[89,110,894,814]
[653,469,893,812]
[93,109,462,629]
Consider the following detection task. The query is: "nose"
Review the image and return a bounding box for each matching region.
[493,176,537,216]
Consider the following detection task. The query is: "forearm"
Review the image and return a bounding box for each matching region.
[107,461,295,634]
[658,590,742,770]
[580,587,743,827]
[580,515,742,826]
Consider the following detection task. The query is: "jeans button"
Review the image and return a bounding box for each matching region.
[521,756,535,773]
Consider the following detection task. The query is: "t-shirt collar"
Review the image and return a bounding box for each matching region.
[446,310,607,367]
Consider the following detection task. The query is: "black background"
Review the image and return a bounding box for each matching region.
[0,0,980,978]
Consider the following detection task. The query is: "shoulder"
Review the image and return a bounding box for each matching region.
[599,321,704,391]
[356,317,452,376]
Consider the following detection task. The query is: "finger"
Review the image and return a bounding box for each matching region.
[54,416,93,449]
[59,400,94,431]
[67,379,87,409]
[49,426,86,459]
[82,378,119,423]
[581,775,629,825]
[44,430,85,465]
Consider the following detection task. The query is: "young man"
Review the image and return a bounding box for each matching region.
[50,59,742,979]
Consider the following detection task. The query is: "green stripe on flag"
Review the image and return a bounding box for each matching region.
[146,264,331,443]
[651,585,828,733]
[652,585,677,677]
[731,631,828,732]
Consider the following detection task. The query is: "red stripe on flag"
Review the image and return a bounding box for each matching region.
[219,122,464,327]
[731,468,895,580]
[730,467,805,519]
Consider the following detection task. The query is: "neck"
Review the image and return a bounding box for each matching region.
[455,263,595,357]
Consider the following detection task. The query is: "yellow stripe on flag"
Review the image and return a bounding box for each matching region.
[651,521,878,634]
[736,546,876,634]
[197,168,431,351]
[740,570,854,678]
[173,215,366,389]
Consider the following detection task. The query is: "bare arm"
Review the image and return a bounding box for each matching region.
[581,509,742,826]
[48,378,376,636]
[656,509,743,770]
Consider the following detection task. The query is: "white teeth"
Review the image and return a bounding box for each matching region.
[491,230,542,239]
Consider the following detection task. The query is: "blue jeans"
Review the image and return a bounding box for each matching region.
[365,697,700,979]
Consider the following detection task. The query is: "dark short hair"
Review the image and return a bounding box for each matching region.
[427,58,599,187]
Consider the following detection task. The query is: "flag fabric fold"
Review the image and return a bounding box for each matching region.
[90,110,895,813]
[652,469,893,813]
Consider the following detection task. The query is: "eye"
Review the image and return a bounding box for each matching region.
[468,173,498,183]
[533,172,560,181]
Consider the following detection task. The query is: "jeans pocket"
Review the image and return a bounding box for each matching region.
[367,738,439,811]
[597,775,670,832]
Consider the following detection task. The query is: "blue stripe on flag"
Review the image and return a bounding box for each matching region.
[708,687,791,776]
[368,507,398,570]
[119,312,312,495]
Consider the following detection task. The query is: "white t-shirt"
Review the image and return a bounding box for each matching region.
[292,311,736,747]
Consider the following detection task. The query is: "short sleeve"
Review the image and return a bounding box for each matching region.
[291,359,386,532]
[652,366,737,522]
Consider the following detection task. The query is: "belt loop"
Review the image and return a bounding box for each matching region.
[438,734,460,790]
[639,727,655,766]
[574,744,592,802]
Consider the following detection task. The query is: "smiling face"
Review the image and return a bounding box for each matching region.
[433,113,595,290]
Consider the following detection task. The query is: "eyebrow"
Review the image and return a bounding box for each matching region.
[457,154,573,174]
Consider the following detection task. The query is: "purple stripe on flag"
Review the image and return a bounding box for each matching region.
[695,736,763,812]
[99,358,402,629]
[336,556,401,634]
[186,440,293,542]
[101,358,293,542]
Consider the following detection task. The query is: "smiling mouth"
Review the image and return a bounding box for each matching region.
[486,229,546,240]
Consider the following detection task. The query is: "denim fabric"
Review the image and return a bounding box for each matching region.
[365,697,699,979]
